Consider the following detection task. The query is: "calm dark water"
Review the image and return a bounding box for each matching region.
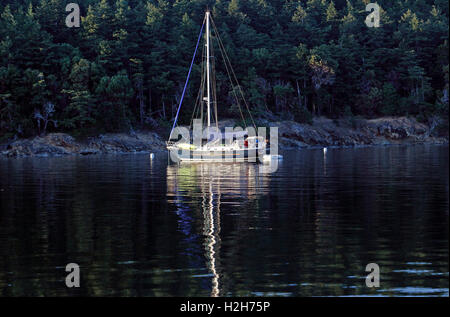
[0,145,448,297]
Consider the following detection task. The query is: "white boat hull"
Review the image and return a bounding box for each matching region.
[168,147,265,163]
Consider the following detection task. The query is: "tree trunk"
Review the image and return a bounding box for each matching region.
[303,79,307,111]
[148,88,152,115]
[331,94,334,115]
[421,78,424,102]
[275,95,279,113]
[296,79,302,109]
[43,119,48,135]
[137,81,144,126]
[162,97,166,119]
[140,98,144,125]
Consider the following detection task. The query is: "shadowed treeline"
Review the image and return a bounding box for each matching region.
[0,0,448,140]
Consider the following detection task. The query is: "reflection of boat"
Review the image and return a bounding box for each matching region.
[166,163,271,296]
[167,163,271,200]
[166,11,266,162]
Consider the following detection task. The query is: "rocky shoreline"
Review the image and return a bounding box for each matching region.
[270,116,448,149]
[0,116,447,157]
[0,131,166,157]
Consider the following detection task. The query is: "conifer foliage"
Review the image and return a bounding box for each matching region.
[0,0,448,137]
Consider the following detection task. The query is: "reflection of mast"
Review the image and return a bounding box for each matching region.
[201,166,221,297]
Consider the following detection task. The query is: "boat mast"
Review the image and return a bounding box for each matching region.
[206,10,211,128]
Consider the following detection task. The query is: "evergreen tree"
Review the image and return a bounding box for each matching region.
[0,0,448,136]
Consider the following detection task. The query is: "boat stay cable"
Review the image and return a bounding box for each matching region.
[169,17,206,141]
[210,17,257,131]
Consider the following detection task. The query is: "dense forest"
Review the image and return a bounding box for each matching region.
[0,0,448,139]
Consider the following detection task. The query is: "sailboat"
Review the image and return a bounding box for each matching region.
[166,10,266,163]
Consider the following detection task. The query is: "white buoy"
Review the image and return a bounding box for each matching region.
[323,147,327,154]
[150,153,155,160]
